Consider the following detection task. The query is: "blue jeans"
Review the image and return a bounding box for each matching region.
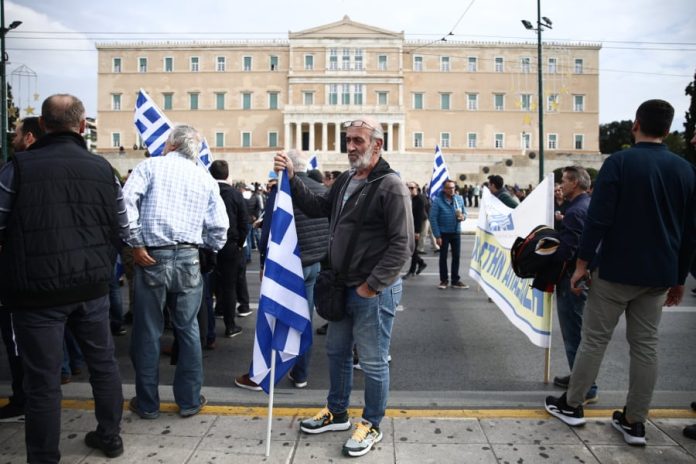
[131,247,204,417]
[108,260,124,332]
[202,271,215,343]
[438,233,461,283]
[61,327,84,377]
[326,279,402,428]
[289,262,321,383]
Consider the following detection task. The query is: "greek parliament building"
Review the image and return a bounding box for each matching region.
[96,16,603,185]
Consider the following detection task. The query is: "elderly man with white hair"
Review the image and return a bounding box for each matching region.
[274,116,413,457]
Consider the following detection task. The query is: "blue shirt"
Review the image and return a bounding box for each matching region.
[123,152,228,250]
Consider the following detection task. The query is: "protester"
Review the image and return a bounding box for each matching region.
[123,124,228,420]
[429,179,469,290]
[487,175,519,208]
[403,182,427,279]
[545,100,696,446]
[0,94,130,461]
[274,116,413,457]
[682,131,696,440]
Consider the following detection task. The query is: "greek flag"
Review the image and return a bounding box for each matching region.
[250,170,312,393]
[134,89,172,157]
[198,138,212,169]
[429,145,451,200]
[308,154,319,170]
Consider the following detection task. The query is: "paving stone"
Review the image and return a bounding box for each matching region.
[205,415,300,442]
[395,443,498,463]
[0,431,91,464]
[80,433,201,464]
[589,445,696,464]
[392,417,487,444]
[120,410,215,437]
[293,438,392,463]
[187,443,296,463]
[480,419,582,445]
[0,422,22,444]
[573,419,677,446]
[651,419,696,458]
[492,443,600,464]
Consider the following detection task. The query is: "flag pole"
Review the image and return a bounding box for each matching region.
[265,349,276,457]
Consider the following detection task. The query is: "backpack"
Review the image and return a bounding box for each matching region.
[510,225,566,291]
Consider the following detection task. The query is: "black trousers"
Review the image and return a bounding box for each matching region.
[235,249,250,310]
[0,309,25,406]
[216,246,244,331]
[13,295,123,464]
[408,238,425,273]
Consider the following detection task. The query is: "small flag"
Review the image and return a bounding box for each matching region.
[198,138,213,169]
[134,89,172,157]
[308,154,319,171]
[250,170,312,393]
[429,145,450,200]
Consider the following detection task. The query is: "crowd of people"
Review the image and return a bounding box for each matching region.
[0,96,694,463]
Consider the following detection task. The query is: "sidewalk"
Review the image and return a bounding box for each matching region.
[2,401,696,463]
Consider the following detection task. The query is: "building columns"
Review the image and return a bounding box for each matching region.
[387,123,393,152]
[295,122,302,151]
[321,122,328,152]
[284,122,291,150]
[309,122,315,152]
[334,122,340,153]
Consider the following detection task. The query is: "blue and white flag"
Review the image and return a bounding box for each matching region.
[134,89,172,157]
[308,154,319,171]
[198,138,213,169]
[429,145,450,200]
[250,170,312,393]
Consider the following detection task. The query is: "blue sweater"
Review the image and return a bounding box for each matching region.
[429,192,466,237]
[578,142,696,286]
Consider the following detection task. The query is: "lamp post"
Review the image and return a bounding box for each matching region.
[1,0,21,162]
[522,1,552,183]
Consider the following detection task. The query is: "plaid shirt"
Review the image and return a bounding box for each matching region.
[123,152,228,250]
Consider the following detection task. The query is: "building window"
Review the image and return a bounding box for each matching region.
[494,56,504,72]
[243,56,252,71]
[242,92,252,110]
[574,134,584,150]
[468,56,477,72]
[440,93,451,110]
[215,132,224,148]
[242,132,252,148]
[378,54,387,71]
[547,94,559,112]
[268,132,278,148]
[138,57,147,73]
[113,57,122,73]
[341,84,350,105]
[329,48,338,70]
[190,56,199,72]
[521,57,531,73]
[413,55,423,71]
[329,84,338,105]
[304,54,314,70]
[574,95,585,112]
[520,94,532,111]
[111,93,121,111]
[377,91,388,106]
[495,133,504,149]
[268,92,279,110]
[354,49,363,70]
[548,133,558,149]
[163,93,173,110]
[440,132,451,148]
[164,57,173,72]
[269,55,278,71]
[574,58,584,74]
[216,56,226,72]
[189,92,199,110]
[468,133,477,148]
[521,132,531,149]
[303,91,314,105]
[494,93,505,111]
[215,92,225,110]
[342,48,350,70]
[548,57,557,74]
[467,93,478,111]
[112,133,121,148]
[440,56,450,72]
[353,84,363,105]
[413,93,424,110]
[414,132,423,148]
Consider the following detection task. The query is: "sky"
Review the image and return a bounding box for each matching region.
[5,0,696,130]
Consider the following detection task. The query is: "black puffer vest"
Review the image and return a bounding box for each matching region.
[0,132,119,308]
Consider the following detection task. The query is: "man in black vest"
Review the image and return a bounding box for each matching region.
[0,95,130,462]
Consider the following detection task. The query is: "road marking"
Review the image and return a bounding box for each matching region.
[663,306,696,312]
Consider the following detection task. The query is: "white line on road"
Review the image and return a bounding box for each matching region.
[663,306,696,312]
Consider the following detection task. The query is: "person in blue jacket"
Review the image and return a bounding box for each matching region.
[429,179,469,289]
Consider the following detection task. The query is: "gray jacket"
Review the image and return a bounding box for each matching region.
[290,157,414,292]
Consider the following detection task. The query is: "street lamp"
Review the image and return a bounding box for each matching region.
[1,0,21,162]
[521,1,552,183]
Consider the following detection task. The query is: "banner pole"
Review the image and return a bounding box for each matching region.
[544,304,553,384]
[265,349,276,457]
[543,174,554,384]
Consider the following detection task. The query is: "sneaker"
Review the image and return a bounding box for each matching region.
[84,431,124,458]
[234,373,262,392]
[299,407,351,434]
[61,374,71,385]
[544,393,585,427]
[0,402,24,422]
[237,306,253,317]
[402,272,414,280]
[225,326,242,338]
[451,281,470,289]
[288,372,307,389]
[584,387,599,405]
[180,395,207,418]
[111,327,127,336]
[316,323,328,335]
[612,408,646,446]
[128,397,159,420]
[553,374,570,389]
[342,421,383,457]
[353,361,362,371]
[416,262,427,275]
[438,281,448,289]
[204,340,216,350]
[683,424,696,440]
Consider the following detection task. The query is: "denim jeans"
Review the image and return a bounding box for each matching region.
[326,279,402,428]
[438,233,461,283]
[556,274,588,369]
[289,262,321,383]
[202,271,215,343]
[131,247,204,417]
[108,260,124,332]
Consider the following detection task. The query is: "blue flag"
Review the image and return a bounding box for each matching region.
[308,154,319,171]
[429,145,451,200]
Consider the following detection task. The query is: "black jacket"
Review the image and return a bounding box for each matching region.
[218,182,249,250]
